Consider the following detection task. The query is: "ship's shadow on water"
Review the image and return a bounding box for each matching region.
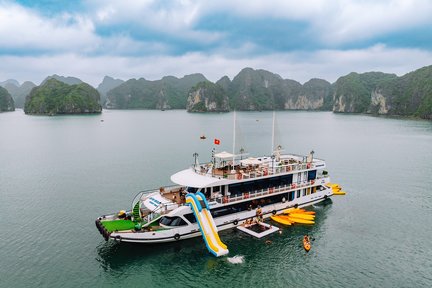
[95,235,209,270]
[95,198,334,272]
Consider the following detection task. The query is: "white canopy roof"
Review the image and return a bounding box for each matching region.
[143,193,176,211]
[214,151,234,159]
[170,168,226,188]
[240,157,261,165]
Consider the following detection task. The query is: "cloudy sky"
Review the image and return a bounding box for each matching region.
[1,0,432,86]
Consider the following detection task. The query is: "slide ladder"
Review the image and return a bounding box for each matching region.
[186,192,229,257]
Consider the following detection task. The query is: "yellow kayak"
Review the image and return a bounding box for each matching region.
[283,208,316,215]
[288,213,315,220]
[286,217,315,225]
[333,190,346,195]
[301,211,316,215]
[271,215,293,225]
[283,208,308,214]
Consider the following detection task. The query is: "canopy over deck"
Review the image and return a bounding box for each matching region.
[170,168,227,188]
[214,151,234,159]
[240,157,261,165]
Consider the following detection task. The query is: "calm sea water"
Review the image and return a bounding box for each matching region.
[1,110,431,288]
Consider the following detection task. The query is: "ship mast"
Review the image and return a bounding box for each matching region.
[231,110,236,172]
[271,110,275,155]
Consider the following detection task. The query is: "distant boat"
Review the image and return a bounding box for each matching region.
[200,135,206,140]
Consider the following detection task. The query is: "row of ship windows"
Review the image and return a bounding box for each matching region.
[160,186,321,227]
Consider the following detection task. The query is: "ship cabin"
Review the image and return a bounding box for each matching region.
[169,150,328,209]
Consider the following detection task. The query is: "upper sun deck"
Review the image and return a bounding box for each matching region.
[170,152,326,188]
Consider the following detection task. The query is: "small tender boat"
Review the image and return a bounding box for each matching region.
[200,135,206,139]
[303,236,311,252]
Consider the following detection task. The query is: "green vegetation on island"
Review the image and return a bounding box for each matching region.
[333,72,397,113]
[373,66,432,119]
[2,81,36,108]
[24,79,102,115]
[1,65,431,119]
[106,74,207,109]
[0,86,15,112]
[222,68,332,111]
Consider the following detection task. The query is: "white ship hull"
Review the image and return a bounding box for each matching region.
[106,185,332,244]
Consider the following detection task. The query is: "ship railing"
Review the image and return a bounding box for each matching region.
[192,159,326,182]
[130,184,180,213]
[215,177,328,204]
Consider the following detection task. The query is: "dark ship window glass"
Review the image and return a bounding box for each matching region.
[160,216,187,226]
[184,213,197,223]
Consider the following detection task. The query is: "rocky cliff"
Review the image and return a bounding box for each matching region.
[97,76,124,106]
[24,79,102,115]
[332,72,397,113]
[332,66,432,119]
[370,66,432,119]
[106,74,207,109]
[0,86,15,112]
[187,81,229,112]
[222,68,331,111]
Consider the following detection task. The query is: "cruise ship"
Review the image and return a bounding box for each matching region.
[96,112,336,256]
[96,146,333,256]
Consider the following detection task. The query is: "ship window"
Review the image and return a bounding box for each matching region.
[213,186,220,193]
[228,183,242,195]
[307,170,317,181]
[280,174,293,185]
[184,213,197,223]
[297,190,301,198]
[187,187,198,193]
[288,191,295,201]
[159,216,187,226]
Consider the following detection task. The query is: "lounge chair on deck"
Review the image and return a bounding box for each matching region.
[240,170,250,179]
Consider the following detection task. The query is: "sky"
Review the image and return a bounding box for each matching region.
[1,0,432,86]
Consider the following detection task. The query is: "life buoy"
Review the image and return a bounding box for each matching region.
[237,173,242,180]
[263,169,268,176]
[272,210,277,215]
[243,193,249,199]
[174,233,180,240]
[307,163,311,169]
[287,166,291,171]
[269,187,274,193]
[223,196,228,203]
[292,183,297,189]
[233,220,238,225]
[311,180,315,185]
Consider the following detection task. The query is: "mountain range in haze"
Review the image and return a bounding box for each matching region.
[1,66,431,119]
